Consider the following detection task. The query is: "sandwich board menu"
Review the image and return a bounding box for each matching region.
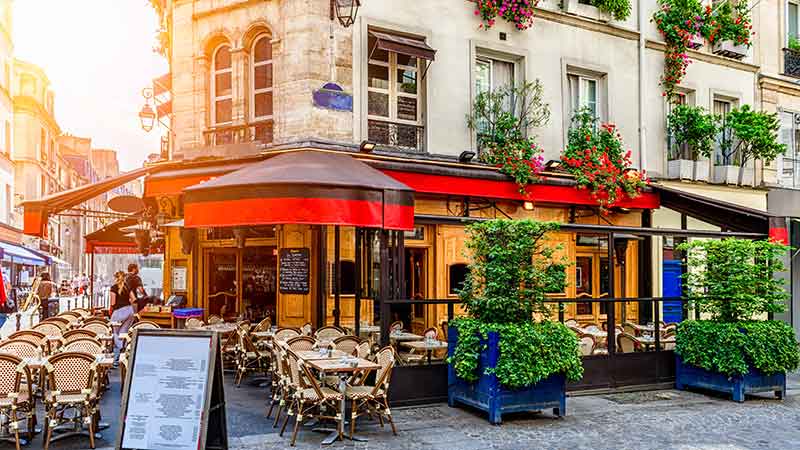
[117,329,227,450]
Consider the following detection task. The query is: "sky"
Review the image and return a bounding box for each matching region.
[13,0,168,171]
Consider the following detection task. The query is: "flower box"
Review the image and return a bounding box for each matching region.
[783,48,800,78]
[675,356,786,403]
[713,165,753,186]
[447,327,566,424]
[667,159,694,180]
[712,40,748,60]
[688,33,704,50]
[561,0,610,22]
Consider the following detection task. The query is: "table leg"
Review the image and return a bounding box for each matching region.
[427,349,432,365]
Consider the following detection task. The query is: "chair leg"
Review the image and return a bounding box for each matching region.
[43,411,53,450]
[383,398,397,435]
[290,410,302,447]
[350,400,357,438]
[273,401,283,427]
[279,403,292,437]
[87,405,96,449]
[12,410,20,450]
[266,396,275,418]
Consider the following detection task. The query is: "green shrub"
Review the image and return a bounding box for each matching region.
[592,0,631,21]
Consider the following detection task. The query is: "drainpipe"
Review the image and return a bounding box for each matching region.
[638,1,647,173]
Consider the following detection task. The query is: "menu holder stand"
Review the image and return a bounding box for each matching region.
[116,329,228,450]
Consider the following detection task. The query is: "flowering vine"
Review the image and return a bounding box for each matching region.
[474,0,540,31]
[561,109,649,212]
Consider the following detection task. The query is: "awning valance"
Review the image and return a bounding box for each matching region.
[0,241,47,266]
[183,151,415,230]
[370,31,436,61]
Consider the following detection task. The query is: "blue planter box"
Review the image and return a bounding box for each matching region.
[675,356,786,402]
[447,326,566,424]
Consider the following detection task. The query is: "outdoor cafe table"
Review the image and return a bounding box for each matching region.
[294,349,348,361]
[304,356,381,445]
[400,340,449,365]
[634,336,676,351]
[203,323,238,334]
[389,331,423,342]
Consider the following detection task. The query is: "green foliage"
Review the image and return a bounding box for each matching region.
[667,104,718,160]
[467,80,550,192]
[789,36,800,52]
[676,320,800,376]
[677,238,789,322]
[448,219,583,389]
[450,318,584,388]
[591,0,632,21]
[705,1,753,47]
[724,105,786,166]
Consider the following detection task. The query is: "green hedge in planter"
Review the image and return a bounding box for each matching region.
[675,320,800,377]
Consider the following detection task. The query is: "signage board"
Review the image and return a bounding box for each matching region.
[171,266,187,292]
[117,329,227,450]
[279,248,310,294]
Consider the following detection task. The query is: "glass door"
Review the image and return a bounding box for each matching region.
[242,246,277,322]
[205,249,238,319]
[575,254,610,325]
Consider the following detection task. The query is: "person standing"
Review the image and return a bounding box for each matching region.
[110,271,134,368]
[36,273,57,319]
[125,263,148,312]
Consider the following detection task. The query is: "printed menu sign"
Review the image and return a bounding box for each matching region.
[119,333,213,450]
[279,248,310,294]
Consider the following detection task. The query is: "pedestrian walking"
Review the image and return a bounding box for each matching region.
[110,271,135,368]
[36,272,57,319]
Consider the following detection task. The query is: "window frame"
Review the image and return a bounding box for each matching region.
[366,44,423,127]
[250,34,274,124]
[789,1,800,45]
[568,73,600,121]
[779,108,800,189]
[210,44,233,127]
[712,96,735,166]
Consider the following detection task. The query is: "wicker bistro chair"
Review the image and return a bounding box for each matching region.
[42,352,101,450]
[300,322,313,336]
[314,326,346,343]
[253,317,272,333]
[43,317,71,331]
[274,327,301,343]
[81,318,108,328]
[617,332,640,353]
[346,346,397,437]
[185,318,204,329]
[58,312,82,323]
[0,354,36,450]
[63,329,97,344]
[578,336,595,356]
[281,350,343,446]
[389,321,403,332]
[32,322,63,338]
[129,320,160,331]
[332,336,361,356]
[8,330,45,347]
[0,340,41,360]
[207,315,223,325]
[285,336,317,353]
[62,339,104,355]
[233,328,270,386]
[267,346,291,426]
[81,323,111,337]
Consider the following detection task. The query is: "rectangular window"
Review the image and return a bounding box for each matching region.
[780,110,800,188]
[667,93,690,160]
[474,55,516,143]
[567,73,600,125]
[713,98,733,165]
[791,1,799,42]
[366,31,426,152]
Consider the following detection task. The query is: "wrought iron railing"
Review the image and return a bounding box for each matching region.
[784,48,800,78]
[368,119,425,153]
[203,120,273,147]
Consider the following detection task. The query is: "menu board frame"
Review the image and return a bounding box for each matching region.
[116,329,228,450]
[279,247,311,294]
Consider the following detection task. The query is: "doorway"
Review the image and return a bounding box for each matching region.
[575,253,611,324]
[204,246,277,322]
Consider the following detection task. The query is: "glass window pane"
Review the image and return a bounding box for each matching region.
[254,92,273,118]
[214,46,231,70]
[476,59,491,95]
[368,35,389,62]
[254,36,272,62]
[368,64,389,90]
[215,72,231,97]
[397,96,418,121]
[368,91,389,117]
[568,74,579,120]
[583,79,597,107]
[396,53,417,68]
[215,98,232,124]
[397,68,417,94]
[790,4,798,40]
[492,60,514,90]
[254,63,272,90]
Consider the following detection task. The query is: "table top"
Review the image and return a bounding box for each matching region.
[389,331,423,342]
[203,323,238,333]
[23,354,114,370]
[401,340,449,350]
[252,331,274,338]
[294,349,349,361]
[306,357,381,373]
[635,336,676,344]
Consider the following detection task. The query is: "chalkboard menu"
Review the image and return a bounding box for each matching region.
[279,248,310,294]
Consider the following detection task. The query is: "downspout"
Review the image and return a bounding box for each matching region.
[638,1,647,173]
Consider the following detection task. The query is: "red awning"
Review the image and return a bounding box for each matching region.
[84,219,139,254]
[22,164,169,237]
[183,151,415,230]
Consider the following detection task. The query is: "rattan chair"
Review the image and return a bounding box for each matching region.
[282,350,343,446]
[332,335,361,355]
[32,322,63,337]
[622,322,639,336]
[43,317,71,331]
[578,336,595,356]
[185,318,204,329]
[617,332,640,353]
[233,328,269,386]
[274,327,301,342]
[267,346,290,426]
[0,340,40,359]
[389,321,403,332]
[314,326,345,342]
[58,311,82,323]
[81,318,108,328]
[346,346,397,437]
[253,317,272,332]
[63,329,97,344]
[62,338,104,355]
[130,320,160,331]
[207,314,223,325]
[354,340,371,360]
[43,352,100,450]
[286,336,317,353]
[0,353,36,450]
[8,330,45,347]
[300,322,313,336]
[81,323,111,337]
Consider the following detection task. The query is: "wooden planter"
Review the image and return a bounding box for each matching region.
[675,356,786,403]
[712,40,748,59]
[447,327,566,424]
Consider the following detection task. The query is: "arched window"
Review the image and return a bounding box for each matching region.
[211,44,233,126]
[251,35,273,142]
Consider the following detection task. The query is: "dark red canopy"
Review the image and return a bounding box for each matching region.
[183,150,415,230]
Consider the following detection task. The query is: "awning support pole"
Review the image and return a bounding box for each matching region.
[354,228,362,336]
[379,230,389,347]
[334,226,341,328]
[89,251,95,312]
[607,232,616,360]
[316,226,327,329]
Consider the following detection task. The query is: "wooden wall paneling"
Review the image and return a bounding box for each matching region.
[278,224,315,328]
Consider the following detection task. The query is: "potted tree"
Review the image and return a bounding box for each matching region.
[666,104,716,181]
[447,219,582,424]
[675,238,800,402]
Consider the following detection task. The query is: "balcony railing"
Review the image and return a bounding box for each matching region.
[784,48,800,78]
[203,120,273,147]
[368,119,425,153]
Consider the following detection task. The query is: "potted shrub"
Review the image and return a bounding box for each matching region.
[666,104,716,181]
[447,219,583,424]
[710,105,784,187]
[675,238,800,402]
[563,0,630,22]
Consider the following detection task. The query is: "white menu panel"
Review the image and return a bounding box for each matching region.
[121,334,211,450]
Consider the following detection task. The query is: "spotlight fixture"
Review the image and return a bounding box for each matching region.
[359,140,376,153]
[459,150,476,163]
[523,201,534,211]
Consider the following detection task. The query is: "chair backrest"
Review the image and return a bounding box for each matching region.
[565,319,579,327]
[207,315,223,325]
[285,350,306,391]
[274,327,301,342]
[584,323,602,334]
[45,352,97,395]
[355,340,371,359]
[131,320,161,330]
[314,326,345,342]
[253,317,272,332]
[82,317,109,328]
[617,333,638,353]
[372,346,396,395]
[63,338,104,355]
[0,354,28,400]
[63,329,97,343]
[286,336,317,352]
[300,322,313,336]
[579,336,595,356]
[8,330,45,345]
[622,322,638,336]
[422,327,438,339]
[44,317,71,330]
[0,339,40,359]
[59,311,82,322]
[32,322,63,336]
[235,328,259,353]
[72,308,92,318]
[389,321,403,332]
[185,318,204,329]
[333,336,361,355]
[82,322,111,336]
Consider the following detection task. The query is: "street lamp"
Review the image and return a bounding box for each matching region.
[331,0,360,28]
[138,103,156,132]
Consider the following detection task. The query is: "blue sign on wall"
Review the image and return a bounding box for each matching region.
[313,82,353,112]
